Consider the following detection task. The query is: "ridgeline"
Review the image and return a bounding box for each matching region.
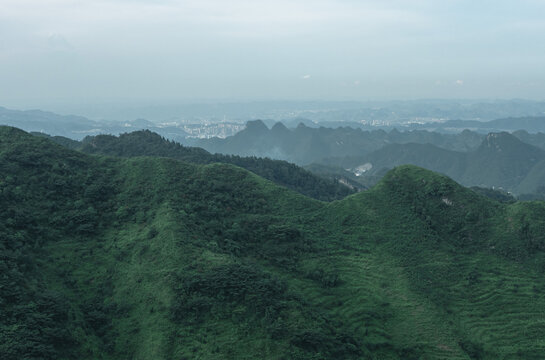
[2,126,545,359]
[40,129,356,201]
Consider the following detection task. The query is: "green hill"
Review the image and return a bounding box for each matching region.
[321,166,545,358]
[49,130,355,201]
[3,126,545,359]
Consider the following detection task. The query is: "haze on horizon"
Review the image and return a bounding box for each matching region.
[1,0,545,109]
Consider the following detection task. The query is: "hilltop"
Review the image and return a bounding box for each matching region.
[38,129,356,201]
[2,126,545,359]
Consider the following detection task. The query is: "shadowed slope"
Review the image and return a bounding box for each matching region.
[77,130,355,201]
[330,132,545,195]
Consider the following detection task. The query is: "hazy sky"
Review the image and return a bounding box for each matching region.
[1,0,545,106]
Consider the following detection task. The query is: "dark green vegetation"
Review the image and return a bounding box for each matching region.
[43,130,355,201]
[303,163,369,191]
[31,132,81,150]
[3,125,545,359]
[193,119,545,197]
[324,132,545,196]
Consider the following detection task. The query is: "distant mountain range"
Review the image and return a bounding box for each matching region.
[190,119,545,196]
[413,116,545,133]
[195,118,545,167]
[36,126,545,197]
[4,125,545,359]
[195,120,485,165]
[3,103,545,142]
[321,132,545,195]
[0,106,189,141]
[5,105,545,197]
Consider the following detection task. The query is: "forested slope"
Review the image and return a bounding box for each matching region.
[75,130,356,201]
[2,126,545,359]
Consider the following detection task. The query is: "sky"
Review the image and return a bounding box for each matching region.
[1,0,545,107]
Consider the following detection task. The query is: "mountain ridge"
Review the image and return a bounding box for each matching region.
[37,128,356,201]
[196,120,485,165]
[324,131,545,195]
[3,126,545,359]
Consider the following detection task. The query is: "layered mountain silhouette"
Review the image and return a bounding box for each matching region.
[3,125,545,359]
[0,106,189,141]
[39,129,356,201]
[324,132,545,194]
[426,116,545,133]
[196,120,484,165]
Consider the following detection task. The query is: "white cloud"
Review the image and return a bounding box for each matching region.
[1,0,544,102]
[0,0,429,40]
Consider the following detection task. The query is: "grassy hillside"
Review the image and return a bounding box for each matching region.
[3,126,545,359]
[321,166,545,358]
